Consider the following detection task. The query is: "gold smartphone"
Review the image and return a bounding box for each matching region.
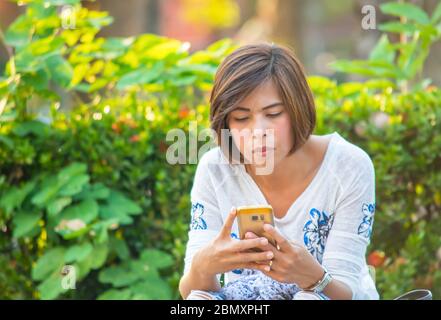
[236,205,277,250]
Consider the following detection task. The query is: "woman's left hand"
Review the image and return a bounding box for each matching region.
[245,224,325,289]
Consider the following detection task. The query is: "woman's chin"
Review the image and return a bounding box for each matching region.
[243,153,277,168]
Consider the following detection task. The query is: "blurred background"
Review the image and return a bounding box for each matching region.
[0,0,440,300]
[1,0,441,84]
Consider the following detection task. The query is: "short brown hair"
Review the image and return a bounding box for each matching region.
[209,43,316,162]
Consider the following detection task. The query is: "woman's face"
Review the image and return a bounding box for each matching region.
[227,79,293,171]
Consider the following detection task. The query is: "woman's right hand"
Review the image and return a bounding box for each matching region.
[191,207,274,278]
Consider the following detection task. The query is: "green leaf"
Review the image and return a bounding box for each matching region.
[57,162,87,183]
[338,82,364,97]
[4,15,32,48]
[75,183,110,200]
[365,79,396,90]
[379,21,418,34]
[99,207,133,225]
[91,219,116,243]
[0,135,14,149]
[307,76,336,93]
[0,180,36,216]
[59,199,99,224]
[98,265,139,287]
[99,191,141,225]
[74,258,92,280]
[58,174,89,197]
[100,37,132,59]
[369,35,395,64]
[330,59,403,79]
[27,2,58,19]
[140,249,174,269]
[145,39,184,60]
[37,271,68,300]
[64,242,93,263]
[380,2,430,25]
[15,49,42,72]
[30,37,64,57]
[12,210,42,238]
[89,242,109,269]
[108,191,142,215]
[12,120,51,137]
[87,14,114,29]
[55,222,91,240]
[31,176,60,207]
[206,38,236,55]
[116,62,164,89]
[131,278,172,300]
[47,197,72,217]
[168,74,197,86]
[44,0,81,5]
[110,236,130,260]
[45,54,74,88]
[22,68,50,91]
[129,260,158,278]
[32,247,66,281]
[97,289,132,300]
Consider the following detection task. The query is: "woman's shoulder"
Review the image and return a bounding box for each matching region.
[332,132,372,169]
[328,132,375,179]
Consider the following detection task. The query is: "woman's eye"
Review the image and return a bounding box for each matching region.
[233,117,249,122]
[267,112,282,118]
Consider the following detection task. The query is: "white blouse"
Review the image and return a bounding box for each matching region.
[183,131,379,299]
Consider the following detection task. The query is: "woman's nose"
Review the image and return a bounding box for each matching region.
[251,117,269,138]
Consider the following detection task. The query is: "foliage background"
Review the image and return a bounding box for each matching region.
[0,0,440,299]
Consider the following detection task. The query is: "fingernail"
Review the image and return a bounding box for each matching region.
[230,206,236,213]
[266,252,274,259]
[260,238,268,245]
[264,266,270,272]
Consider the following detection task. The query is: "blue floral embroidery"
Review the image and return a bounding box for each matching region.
[303,208,335,263]
[230,233,243,274]
[358,203,375,238]
[190,202,207,230]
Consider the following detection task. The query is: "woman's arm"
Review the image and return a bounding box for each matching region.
[248,225,355,300]
[180,208,273,299]
[301,261,353,300]
[320,150,377,299]
[322,278,353,300]
[179,250,221,299]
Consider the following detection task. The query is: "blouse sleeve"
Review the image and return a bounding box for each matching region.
[322,151,377,299]
[183,153,223,280]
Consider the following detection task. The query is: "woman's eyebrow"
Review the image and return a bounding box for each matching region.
[234,102,283,112]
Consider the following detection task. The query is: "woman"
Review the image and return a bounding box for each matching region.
[178,43,379,300]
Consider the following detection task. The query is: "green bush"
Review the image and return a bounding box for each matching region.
[311,77,441,299]
[0,0,234,299]
[0,0,440,300]
[315,1,441,299]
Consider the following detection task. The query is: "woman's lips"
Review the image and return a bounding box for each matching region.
[253,146,274,154]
